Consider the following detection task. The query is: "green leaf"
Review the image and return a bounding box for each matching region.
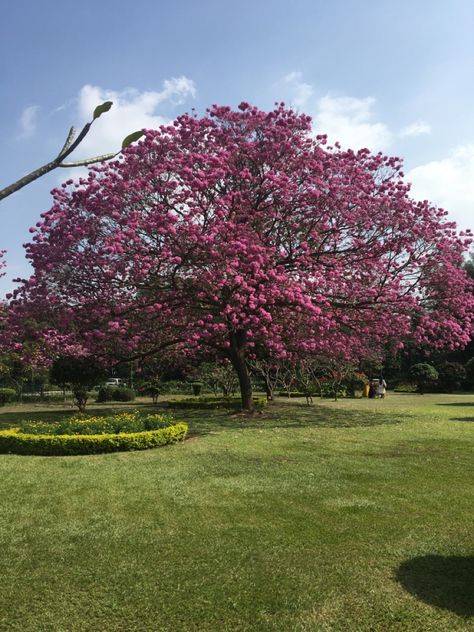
[93,101,113,120]
[121,131,144,149]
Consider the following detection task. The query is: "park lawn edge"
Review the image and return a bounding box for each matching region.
[0,422,188,456]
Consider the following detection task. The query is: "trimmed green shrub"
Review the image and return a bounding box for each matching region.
[408,363,438,394]
[435,361,466,392]
[0,422,188,456]
[96,386,115,403]
[114,387,135,402]
[191,382,203,396]
[0,388,16,406]
[171,395,267,411]
[278,391,307,398]
[96,386,135,403]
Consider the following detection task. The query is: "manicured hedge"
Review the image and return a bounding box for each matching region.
[0,422,188,456]
[171,395,267,411]
[278,391,307,398]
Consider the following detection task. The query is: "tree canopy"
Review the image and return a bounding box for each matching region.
[5,103,474,410]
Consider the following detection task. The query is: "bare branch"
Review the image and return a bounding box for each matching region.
[59,153,118,168]
[0,102,120,203]
[57,127,77,159]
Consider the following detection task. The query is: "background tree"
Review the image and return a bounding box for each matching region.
[435,361,467,393]
[408,363,439,395]
[5,104,474,411]
[465,357,474,389]
[0,352,33,398]
[200,361,237,396]
[248,358,284,401]
[50,356,106,412]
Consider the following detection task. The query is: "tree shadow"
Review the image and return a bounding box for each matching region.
[437,402,474,407]
[451,417,474,422]
[0,399,405,437]
[166,399,405,437]
[396,555,474,617]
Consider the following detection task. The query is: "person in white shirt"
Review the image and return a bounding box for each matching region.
[376,378,387,398]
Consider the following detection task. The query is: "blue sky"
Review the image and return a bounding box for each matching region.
[1,0,474,295]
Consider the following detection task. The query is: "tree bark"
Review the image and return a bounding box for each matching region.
[264,380,273,401]
[228,330,254,412]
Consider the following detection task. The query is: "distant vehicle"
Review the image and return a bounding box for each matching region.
[105,378,126,387]
[94,378,127,390]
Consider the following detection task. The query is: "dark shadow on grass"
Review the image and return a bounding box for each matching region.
[451,417,474,422]
[165,399,405,437]
[396,555,474,617]
[437,402,474,407]
[0,399,405,437]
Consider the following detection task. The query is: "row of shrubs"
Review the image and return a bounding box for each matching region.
[0,422,188,456]
[170,395,268,411]
[277,389,348,398]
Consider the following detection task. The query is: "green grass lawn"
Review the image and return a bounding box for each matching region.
[0,393,473,631]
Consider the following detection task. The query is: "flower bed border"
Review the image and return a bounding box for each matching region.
[0,422,188,456]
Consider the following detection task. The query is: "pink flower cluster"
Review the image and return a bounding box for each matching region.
[4,103,474,374]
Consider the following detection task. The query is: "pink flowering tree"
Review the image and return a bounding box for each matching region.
[6,103,474,411]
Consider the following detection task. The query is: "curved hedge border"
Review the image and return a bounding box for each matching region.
[0,422,188,456]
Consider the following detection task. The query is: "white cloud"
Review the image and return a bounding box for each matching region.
[407,144,474,231]
[315,95,393,151]
[400,121,431,138]
[283,71,314,109]
[19,105,39,137]
[68,76,197,160]
[281,71,392,151]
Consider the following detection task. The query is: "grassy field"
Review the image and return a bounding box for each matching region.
[0,393,473,631]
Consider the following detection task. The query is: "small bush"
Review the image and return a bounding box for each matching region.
[0,422,188,456]
[172,395,267,411]
[114,387,135,402]
[435,361,467,392]
[96,386,135,403]
[191,382,203,396]
[408,363,439,394]
[0,388,16,406]
[96,386,115,403]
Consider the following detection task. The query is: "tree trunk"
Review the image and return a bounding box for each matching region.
[228,330,253,412]
[264,379,273,401]
[73,387,88,413]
